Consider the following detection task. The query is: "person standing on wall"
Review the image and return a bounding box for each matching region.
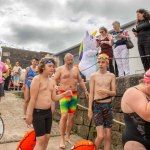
[133,9,150,71]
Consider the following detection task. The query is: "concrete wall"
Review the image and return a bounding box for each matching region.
[53,74,143,150]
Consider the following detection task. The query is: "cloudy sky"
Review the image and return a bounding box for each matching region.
[0,0,149,53]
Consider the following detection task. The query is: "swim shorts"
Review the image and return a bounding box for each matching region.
[92,101,113,128]
[59,90,77,113]
[32,108,52,137]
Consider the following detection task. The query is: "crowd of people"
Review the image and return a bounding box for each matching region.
[0,8,150,150]
[95,9,150,77]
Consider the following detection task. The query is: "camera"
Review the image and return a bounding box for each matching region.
[132,28,137,32]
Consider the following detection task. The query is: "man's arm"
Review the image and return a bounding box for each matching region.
[110,74,116,96]
[54,67,61,86]
[77,70,88,92]
[26,77,40,117]
[88,75,95,110]
[88,74,95,120]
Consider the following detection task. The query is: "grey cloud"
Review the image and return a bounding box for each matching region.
[67,0,150,24]
[21,0,59,19]
[5,22,85,53]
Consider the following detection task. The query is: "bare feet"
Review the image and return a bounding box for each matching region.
[60,137,66,149]
[65,137,75,146]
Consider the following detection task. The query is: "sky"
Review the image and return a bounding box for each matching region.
[0,0,149,54]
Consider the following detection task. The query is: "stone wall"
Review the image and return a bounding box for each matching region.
[53,74,143,150]
[1,46,52,68]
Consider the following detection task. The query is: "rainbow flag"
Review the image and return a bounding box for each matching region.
[78,41,83,61]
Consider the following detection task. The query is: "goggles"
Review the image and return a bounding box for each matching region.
[45,59,55,64]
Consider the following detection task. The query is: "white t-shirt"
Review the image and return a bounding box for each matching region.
[13,66,22,75]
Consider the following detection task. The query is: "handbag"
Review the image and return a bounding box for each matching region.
[125,39,134,49]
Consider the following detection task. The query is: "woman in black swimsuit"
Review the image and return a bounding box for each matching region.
[121,69,150,150]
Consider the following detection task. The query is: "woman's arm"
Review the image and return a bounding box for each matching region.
[23,67,29,85]
[124,88,150,122]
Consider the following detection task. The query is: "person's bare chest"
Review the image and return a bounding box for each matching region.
[95,75,112,88]
[39,79,53,93]
[60,69,78,80]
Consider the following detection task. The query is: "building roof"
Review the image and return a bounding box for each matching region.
[55,20,136,56]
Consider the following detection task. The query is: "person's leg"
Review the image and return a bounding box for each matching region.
[65,113,75,145]
[23,85,30,118]
[59,113,68,148]
[124,141,146,150]
[44,134,50,149]
[95,126,104,150]
[32,110,47,150]
[143,37,150,71]
[121,46,130,75]
[113,46,124,76]
[34,136,47,150]
[104,128,111,150]
[0,83,4,102]
[65,91,77,145]
[17,76,20,91]
[138,44,148,71]
[4,77,9,90]
[13,76,16,90]
[103,102,113,150]
[45,109,52,149]
[108,59,115,74]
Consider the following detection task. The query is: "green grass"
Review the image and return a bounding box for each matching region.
[13,91,24,99]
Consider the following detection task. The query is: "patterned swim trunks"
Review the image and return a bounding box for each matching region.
[92,101,113,128]
[59,90,77,113]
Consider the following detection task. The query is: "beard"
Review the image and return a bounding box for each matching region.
[67,63,73,69]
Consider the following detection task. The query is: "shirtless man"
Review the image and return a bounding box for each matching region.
[54,53,88,148]
[26,57,72,150]
[88,53,116,150]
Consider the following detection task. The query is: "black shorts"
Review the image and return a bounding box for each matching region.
[32,108,52,137]
[0,83,4,97]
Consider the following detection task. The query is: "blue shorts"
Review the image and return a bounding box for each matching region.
[13,75,20,82]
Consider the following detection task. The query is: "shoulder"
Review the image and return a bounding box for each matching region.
[32,75,40,82]
[107,72,115,78]
[123,87,138,100]
[56,66,63,72]
[90,72,97,79]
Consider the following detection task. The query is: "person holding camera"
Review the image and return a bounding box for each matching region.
[112,21,130,77]
[96,26,115,73]
[133,9,150,71]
